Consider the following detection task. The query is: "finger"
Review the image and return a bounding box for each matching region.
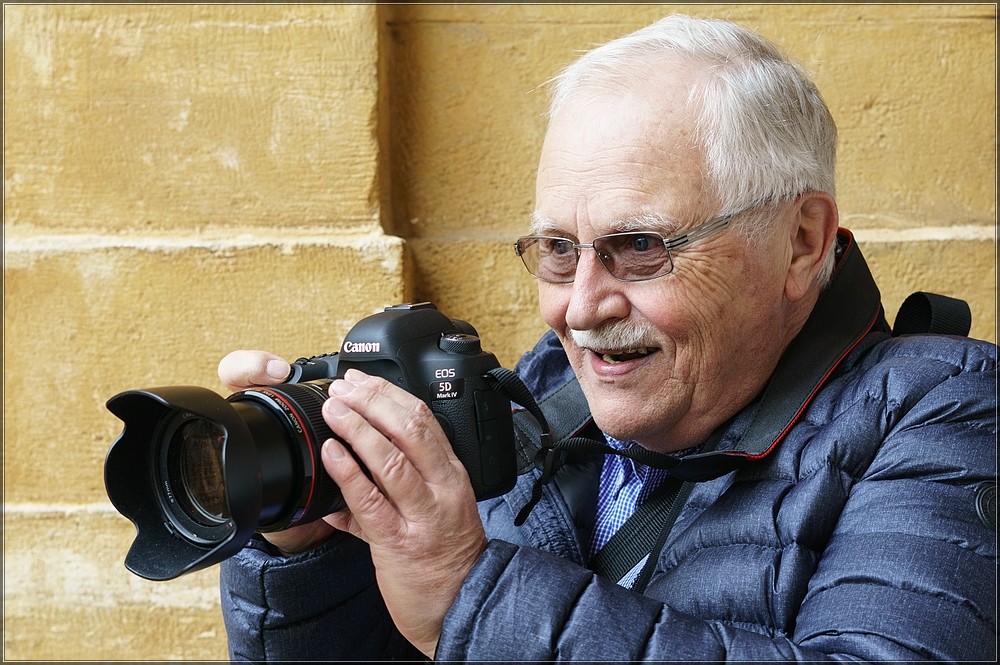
[320,436,406,540]
[329,371,463,485]
[322,393,437,512]
[217,350,290,392]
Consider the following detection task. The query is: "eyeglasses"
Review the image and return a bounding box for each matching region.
[513,206,750,283]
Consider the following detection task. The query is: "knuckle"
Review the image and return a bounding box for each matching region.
[353,483,384,515]
[401,404,434,440]
[379,448,409,483]
[357,385,383,409]
[365,374,393,391]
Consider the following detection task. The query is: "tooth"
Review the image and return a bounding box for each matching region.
[637,348,648,355]
[602,354,618,363]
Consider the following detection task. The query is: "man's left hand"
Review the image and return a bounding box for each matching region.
[319,369,488,658]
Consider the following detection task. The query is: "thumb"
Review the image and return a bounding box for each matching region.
[218,350,290,392]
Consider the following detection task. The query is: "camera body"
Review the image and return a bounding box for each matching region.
[104,302,517,581]
[284,302,517,501]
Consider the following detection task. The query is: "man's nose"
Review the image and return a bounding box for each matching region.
[564,250,630,331]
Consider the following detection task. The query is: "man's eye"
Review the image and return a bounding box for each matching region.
[550,239,573,255]
[630,234,654,251]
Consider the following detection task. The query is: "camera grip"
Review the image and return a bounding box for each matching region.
[431,375,516,501]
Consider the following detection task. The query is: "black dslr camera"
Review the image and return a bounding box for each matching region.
[104,303,517,581]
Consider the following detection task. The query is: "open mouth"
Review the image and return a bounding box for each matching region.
[594,347,657,364]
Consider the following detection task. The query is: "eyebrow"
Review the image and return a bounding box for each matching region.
[528,212,564,237]
[528,211,682,237]
[615,213,680,235]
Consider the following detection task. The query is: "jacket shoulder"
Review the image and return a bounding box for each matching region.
[852,333,996,372]
[513,329,574,401]
[832,333,996,412]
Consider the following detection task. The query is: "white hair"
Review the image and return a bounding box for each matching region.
[546,14,838,286]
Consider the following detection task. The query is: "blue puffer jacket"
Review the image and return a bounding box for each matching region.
[221,329,997,662]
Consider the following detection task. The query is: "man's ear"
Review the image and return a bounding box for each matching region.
[785,192,839,302]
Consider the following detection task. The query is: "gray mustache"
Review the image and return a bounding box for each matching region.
[570,320,657,350]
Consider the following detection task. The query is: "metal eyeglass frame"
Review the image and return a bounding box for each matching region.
[513,204,755,283]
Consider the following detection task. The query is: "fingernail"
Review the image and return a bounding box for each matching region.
[325,397,351,418]
[330,379,355,396]
[267,359,291,381]
[344,368,368,385]
[323,438,347,459]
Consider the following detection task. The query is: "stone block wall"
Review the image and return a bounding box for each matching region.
[4,4,994,659]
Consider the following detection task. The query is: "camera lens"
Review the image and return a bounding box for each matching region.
[172,418,229,525]
[228,381,346,531]
[150,381,345,549]
[105,379,352,580]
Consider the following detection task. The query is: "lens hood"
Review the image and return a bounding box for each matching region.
[105,387,262,581]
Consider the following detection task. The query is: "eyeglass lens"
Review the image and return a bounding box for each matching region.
[517,233,674,283]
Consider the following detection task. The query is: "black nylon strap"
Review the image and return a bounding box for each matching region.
[732,231,884,457]
[587,425,727,585]
[658,229,888,482]
[509,376,593,475]
[588,476,684,584]
[553,437,682,469]
[509,386,687,477]
[487,367,591,526]
[892,291,972,337]
[533,377,594,445]
[630,480,696,593]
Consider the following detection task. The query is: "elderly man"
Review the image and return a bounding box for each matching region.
[218,15,996,662]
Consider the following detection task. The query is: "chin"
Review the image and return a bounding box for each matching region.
[585,385,695,451]
[588,398,658,444]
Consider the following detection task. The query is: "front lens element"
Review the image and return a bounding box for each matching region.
[171,418,229,525]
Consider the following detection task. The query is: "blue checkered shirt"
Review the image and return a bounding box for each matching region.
[589,435,701,585]
[588,435,671,557]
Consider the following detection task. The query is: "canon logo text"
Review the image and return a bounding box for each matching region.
[343,341,381,354]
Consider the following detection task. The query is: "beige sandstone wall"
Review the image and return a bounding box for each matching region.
[4,4,994,660]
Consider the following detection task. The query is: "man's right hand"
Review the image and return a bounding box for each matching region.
[217,350,339,556]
